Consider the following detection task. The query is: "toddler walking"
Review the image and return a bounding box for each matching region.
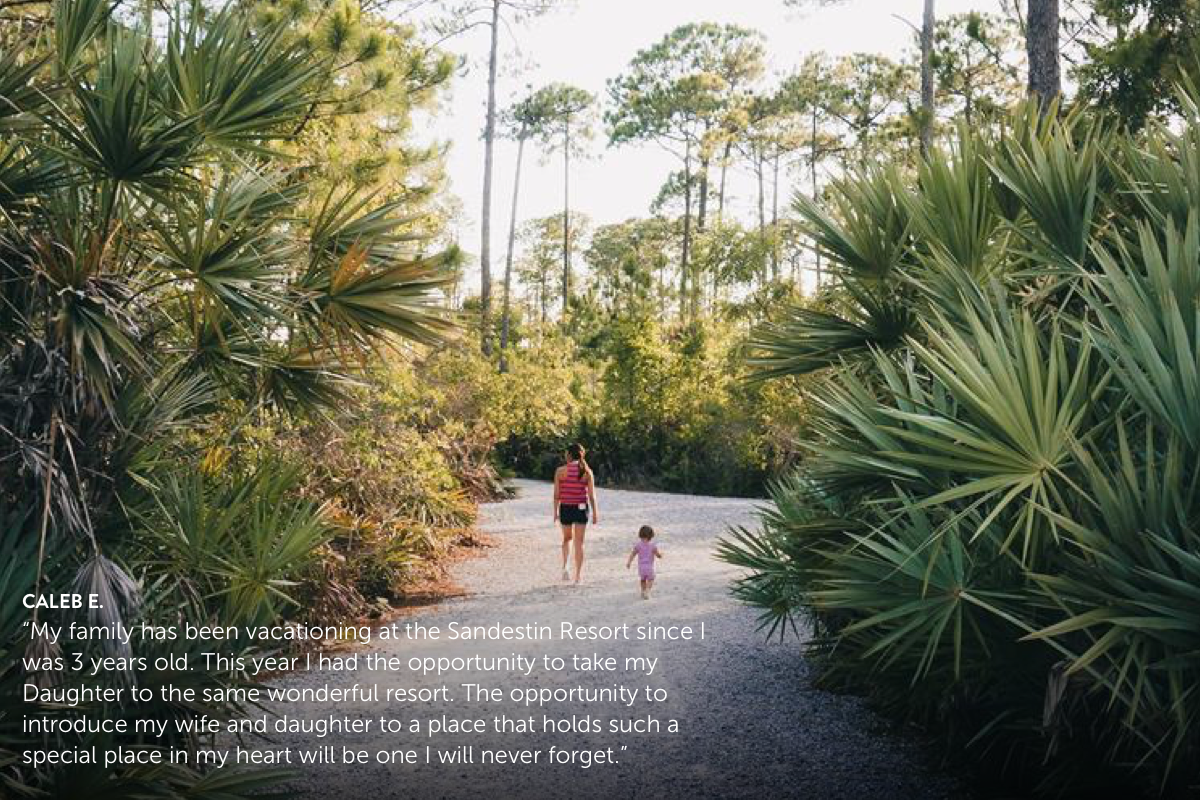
[626,525,663,600]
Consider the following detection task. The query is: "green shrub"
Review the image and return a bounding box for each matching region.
[0,0,453,792]
[134,461,333,627]
[723,101,1200,796]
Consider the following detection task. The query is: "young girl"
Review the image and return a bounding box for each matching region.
[626,525,663,600]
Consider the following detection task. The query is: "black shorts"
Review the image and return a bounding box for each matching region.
[559,503,589,525]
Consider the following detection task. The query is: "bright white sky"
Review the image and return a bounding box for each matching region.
[421,0,1009,267]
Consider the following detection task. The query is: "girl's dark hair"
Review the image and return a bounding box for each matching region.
[638,525,654,540]
[567,443,590,479]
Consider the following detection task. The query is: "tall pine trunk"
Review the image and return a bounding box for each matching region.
[717,140,732,223]
[919,0,936,157]
[478,0,501,355]
[811,104,821,286]
[1026,0,1061,111]
[499,133,526,373]
[756,152,766,286]
[694,159,709,317]
[561,117,571,320]
[680,141,693,318]
[771,153,780,280]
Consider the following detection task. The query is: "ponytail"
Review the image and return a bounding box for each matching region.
[568,443,590,479]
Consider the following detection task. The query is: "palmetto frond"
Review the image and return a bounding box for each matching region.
[887,301,1100,565]
[299,189,457,350]
[810,497,1020,684]
[988,117,1106,270]
[1025,426,1200,780]
[718,474,858,640]
[52,28,197,190]
[53,0,112,74]
[162,5,326,150]
[149,170,298,330]
[908,129,1005,279]
[793,163,914,281]
[0,46,52,134]
[1087,217,1200,448]
[137,462,334,627]
[745,284,915,380]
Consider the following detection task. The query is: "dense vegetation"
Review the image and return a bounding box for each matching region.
[0,0,473,793]
[721,97,1200,796]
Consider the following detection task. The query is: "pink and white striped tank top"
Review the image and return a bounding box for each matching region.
[559,462,588,504]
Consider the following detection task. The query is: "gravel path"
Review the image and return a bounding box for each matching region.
[262,480,964,799]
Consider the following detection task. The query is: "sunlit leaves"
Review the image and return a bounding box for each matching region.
[162,5,326,150]
[53,0,112,74]
[300,189,457,351]
[988,118,1105,269]
[892,303,1099,564]
[908,130,1004,279]
[136,462,334,627]
[0,47,51,134]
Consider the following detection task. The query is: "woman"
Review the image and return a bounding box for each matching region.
[553,443,599,584]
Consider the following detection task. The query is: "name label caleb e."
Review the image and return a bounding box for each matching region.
[22,594,102,609]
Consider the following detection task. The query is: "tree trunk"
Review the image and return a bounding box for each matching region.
[694,158,709,317]
[810,104,821,287]
[499,133,526,373]
[717,141,732,224]
[919,0,936,157]
[478,0,501,355]
[771,153,781,281]
[681,141,693,318]
[561,117,571,320]
[1026,0,1061,111]
[756,153,766,286]
[705,255,715,311]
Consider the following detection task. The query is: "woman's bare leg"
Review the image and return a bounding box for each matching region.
[560,525,573,580]
[572,524,586,583]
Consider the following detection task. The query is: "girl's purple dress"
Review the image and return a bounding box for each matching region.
[634,540,658,580]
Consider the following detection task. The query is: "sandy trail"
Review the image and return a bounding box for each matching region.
[263,479,963,799]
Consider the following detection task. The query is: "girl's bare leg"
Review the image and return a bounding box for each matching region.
[572,524,586,583]
[560,525,572,580]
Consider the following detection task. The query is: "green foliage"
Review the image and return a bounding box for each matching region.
[929,12,1023,127]
[135,461,333,627]
[0,0,456,793]
[493,311,807,497]
[724,98,1200,795]
[606,22,765,152]
[1073,0,1200,130]
[514,212,590,323]
[511,82,597,156]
